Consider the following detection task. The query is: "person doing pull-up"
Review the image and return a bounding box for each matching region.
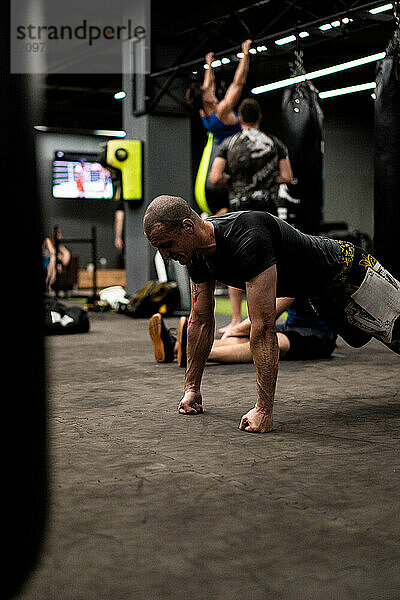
[185,39,253,144]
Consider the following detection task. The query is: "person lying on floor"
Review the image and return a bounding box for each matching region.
[148,297,337,368]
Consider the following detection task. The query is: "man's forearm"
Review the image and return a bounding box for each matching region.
[250,328,279,415]
[274,173,291,184]
[214,172,230,187]
[184,315,215,393]
[202,67,214,91]
[274,159,293,184]
[233,52,250,87]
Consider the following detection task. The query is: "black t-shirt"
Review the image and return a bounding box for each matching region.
[216,130,288,201]
[187,211,343,297]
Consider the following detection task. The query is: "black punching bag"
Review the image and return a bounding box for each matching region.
[374,19,400,279]
[3,2,48,598]
[282,53,324,234]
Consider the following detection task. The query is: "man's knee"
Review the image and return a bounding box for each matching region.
[277,332,290,357]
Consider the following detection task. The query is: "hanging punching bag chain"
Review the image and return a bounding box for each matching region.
[289,48,305,78]
[386,1,400,56]
[394,0,399,29]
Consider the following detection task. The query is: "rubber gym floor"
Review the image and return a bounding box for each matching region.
[17,307,400,600]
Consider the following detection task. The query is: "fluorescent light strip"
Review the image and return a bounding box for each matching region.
[94,130,126,137]
[369,3,393,14]
[320,17,353,30]
[252,51,386,94]
[275,35,297,45]
[253,74,306,93]
[307,52,385,79]
[34,126,126,137]
[319,81,376,99]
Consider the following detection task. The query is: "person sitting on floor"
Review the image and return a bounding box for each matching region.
[148,298,337,368]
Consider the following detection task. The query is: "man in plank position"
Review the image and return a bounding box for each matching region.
[143,195,400,433]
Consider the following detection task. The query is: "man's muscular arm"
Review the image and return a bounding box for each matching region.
[239,265,279,433]
[178,280,215,415]
[274,157,293,184]
[209,157,230,187]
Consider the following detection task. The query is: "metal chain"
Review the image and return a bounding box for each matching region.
[394,0,400,29]
[289,48,305,77]
[386,1,400,56]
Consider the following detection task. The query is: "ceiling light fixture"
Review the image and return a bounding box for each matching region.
[252,51,386,94]
[34,126,127,137]
[369,3,393,14]
[93,130,127,137]
[319,81,376,99]
[275,34,297,45]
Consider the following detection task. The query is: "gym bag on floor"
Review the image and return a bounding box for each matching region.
[44,299,90,335]
[117,280,180,318]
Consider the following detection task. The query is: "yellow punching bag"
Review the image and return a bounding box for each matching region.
[194,133,229,215]
[104,139,143,201]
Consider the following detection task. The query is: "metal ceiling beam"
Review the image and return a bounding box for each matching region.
[169,0,272,38]
[150,0,393,79]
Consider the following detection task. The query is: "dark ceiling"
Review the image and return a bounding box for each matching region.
[41,0,397,130]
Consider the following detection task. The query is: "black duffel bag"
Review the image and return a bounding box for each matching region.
[44,299,90,335]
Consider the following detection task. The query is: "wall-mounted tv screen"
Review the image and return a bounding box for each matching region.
[52,151,114,199]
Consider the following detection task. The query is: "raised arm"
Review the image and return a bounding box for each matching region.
[178,279,216,415]
[239,265,278,433]
[216,39,252,120]
[201,52,218,108]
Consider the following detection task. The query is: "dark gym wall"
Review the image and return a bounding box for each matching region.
[36,131,122,269]
[323,96,375,237]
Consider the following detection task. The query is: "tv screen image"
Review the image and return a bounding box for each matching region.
[52,151,114,199]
